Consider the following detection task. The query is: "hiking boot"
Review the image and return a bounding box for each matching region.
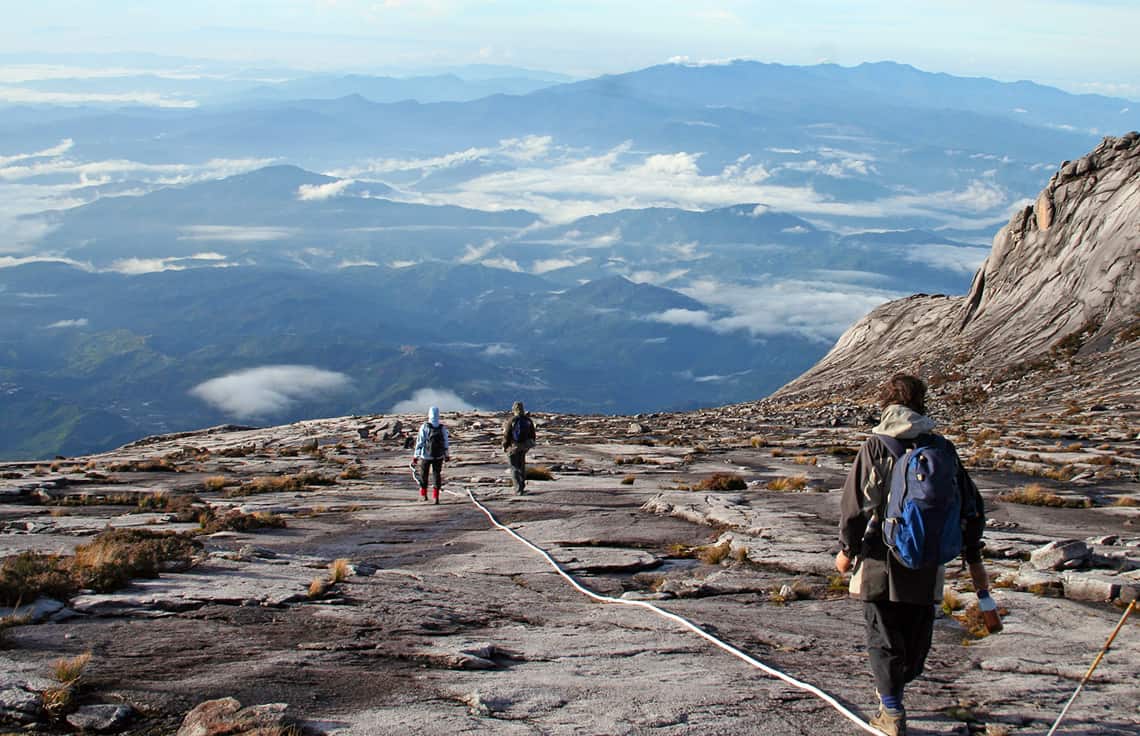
[869,706,906,736]
[419,488,428,501]
[432,488,440,505]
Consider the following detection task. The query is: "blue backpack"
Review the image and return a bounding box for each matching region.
[512,416,535,444]
[875,434,963,569]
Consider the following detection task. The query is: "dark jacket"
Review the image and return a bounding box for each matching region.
[502,413,536,453]
[839,405,985,605]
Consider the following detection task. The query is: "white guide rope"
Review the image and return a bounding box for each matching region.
[444,484,882,735]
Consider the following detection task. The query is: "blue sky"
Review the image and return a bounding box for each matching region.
[2,0,1138,98]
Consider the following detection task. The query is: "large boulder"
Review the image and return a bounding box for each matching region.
[1030,540,1091,571]
[176,697,290,736]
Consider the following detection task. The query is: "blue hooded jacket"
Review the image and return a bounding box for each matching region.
[414,406,450,459]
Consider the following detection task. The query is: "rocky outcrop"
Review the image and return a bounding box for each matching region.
[175,698,291,736]
[772,132,1140,413]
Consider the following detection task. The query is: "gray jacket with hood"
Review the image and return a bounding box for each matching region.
[839,405,985,605]
[413,407,450,460]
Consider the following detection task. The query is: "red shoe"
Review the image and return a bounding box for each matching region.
[432,488,440,505]
[419,488,428,501]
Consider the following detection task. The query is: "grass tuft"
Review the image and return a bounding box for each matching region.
[338,464,365,480]
[52,652,91,684]
[1113,496,1139,507]
[308,577,328,599]
[693,473,747,491]
[525,466,554,481]
[72,529,201,592]
[997,483,1091,508]
[766,475,808,491]
[329,558,351,584]
[696,541,732,565]
[105,457,177,473]
[202,475,231,491]
[225,471,336,497]
[941,587,965,615]
[199,510,287,534]
[620,475,636,485]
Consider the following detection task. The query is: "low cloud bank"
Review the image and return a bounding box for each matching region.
[652,277,899,342]
[45,318,88,328]
[297,179,354,201]
[190,365,352,418]
[390,388,482,415]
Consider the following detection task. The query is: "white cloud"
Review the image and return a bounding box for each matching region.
[500,135,554,162]
[179,226,296,242]
[533,256,590,274]
[0,139,75,168]
[0,255,90,270]
[680,277,898,341]
[650,308,713,327]
[627,268,688,284]
[385,140,1005,225]
[107,253,233,275]
[329,135,555,180]
[481,343,516,357]
[111,258,187,275]
[45,318,88,329]
[459,239,498,263]
[389,259,418,268]
[389,387,481,414]
[190,365,352,418]
[481,256,521,272]
[338,259,379,268]
[0,86,198,108]
[0,155,274,184]
[900,244,990,275]
[297,178,354,201]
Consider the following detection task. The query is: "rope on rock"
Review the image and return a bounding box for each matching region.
[1045,599,1136,736]
[447,485,883,735]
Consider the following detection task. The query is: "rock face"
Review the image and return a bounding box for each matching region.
[773,132,1140,411]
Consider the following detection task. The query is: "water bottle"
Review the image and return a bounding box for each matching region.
[977,590,1003,633]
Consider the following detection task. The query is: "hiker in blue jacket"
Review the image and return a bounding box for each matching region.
[413,406,450,504]
[835,374,993,736]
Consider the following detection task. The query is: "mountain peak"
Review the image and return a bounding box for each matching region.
[771,131,1140,415]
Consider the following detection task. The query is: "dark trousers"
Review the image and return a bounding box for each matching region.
[419,458,443,489]
[508,449,527,493]
[863,600,935,699]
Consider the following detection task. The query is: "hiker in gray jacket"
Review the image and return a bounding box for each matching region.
[502,401,536,495]
[835,374,992,736]
[413,406,450,504]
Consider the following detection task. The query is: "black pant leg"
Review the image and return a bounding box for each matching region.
[508,450,526,491]
[418,459,430,490]
[864,600,935,698]
[902,604,934,684]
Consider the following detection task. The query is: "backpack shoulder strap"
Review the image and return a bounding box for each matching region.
[872,433,907,459]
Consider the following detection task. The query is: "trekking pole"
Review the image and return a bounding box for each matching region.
[1045,599,1136,736]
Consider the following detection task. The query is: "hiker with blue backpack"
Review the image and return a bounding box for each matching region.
[502,401,536,495]
[835,374,997,736]
[413,406,450,504]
